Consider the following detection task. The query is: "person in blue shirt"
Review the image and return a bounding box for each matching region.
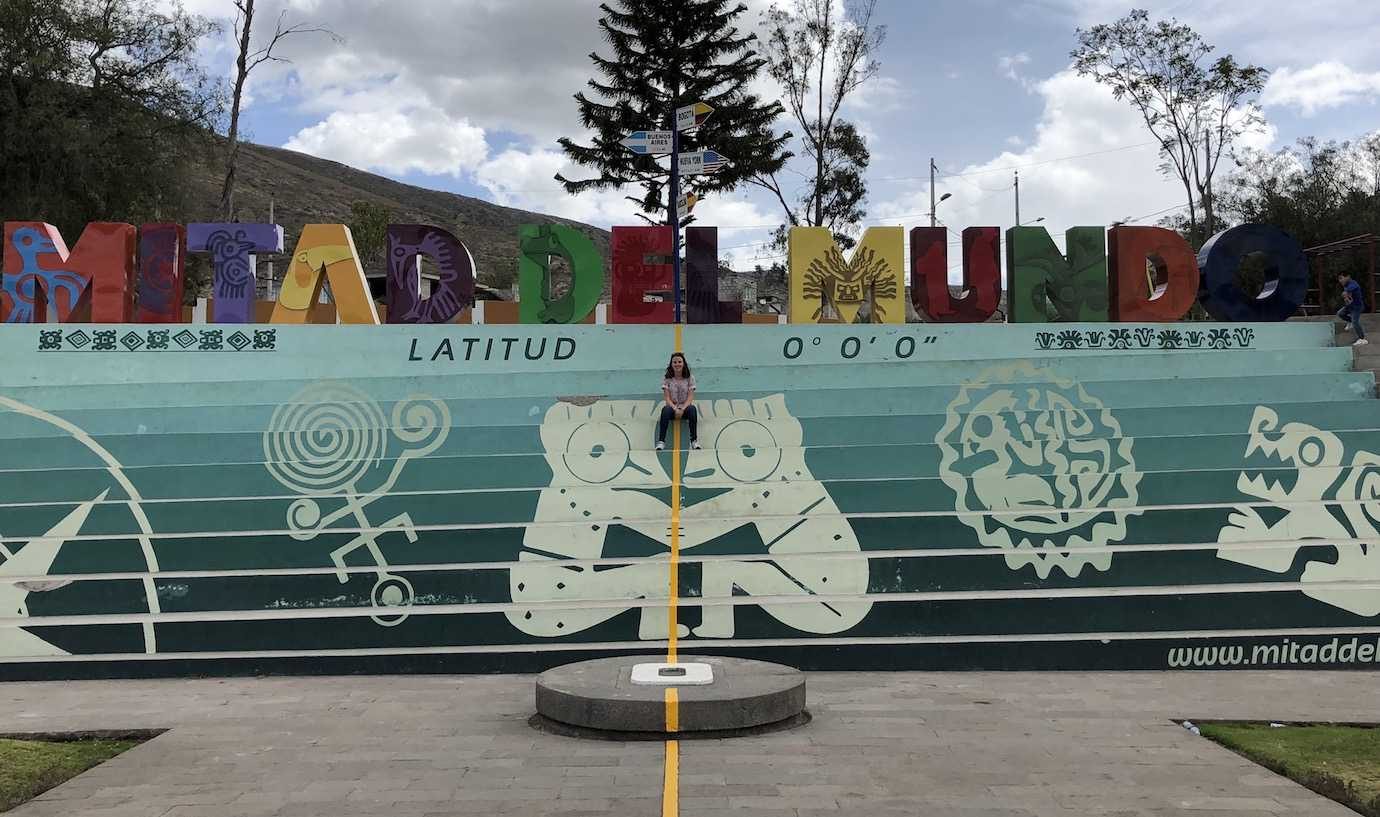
[1337,272,1368,346]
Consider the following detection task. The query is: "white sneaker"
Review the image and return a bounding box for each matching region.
[1356,338,1370,346]
[691,440,702,450]
[655,441,665,450]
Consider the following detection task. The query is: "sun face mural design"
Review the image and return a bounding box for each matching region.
[935,363,1141,579]
[1216,406,1380,617]
[508,394,872,640]
[262,382,450,626]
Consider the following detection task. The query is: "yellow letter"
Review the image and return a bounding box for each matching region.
[271,224,380,324]
[788,226,904,324]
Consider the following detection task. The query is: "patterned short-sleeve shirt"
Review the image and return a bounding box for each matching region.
[662,375,695,406]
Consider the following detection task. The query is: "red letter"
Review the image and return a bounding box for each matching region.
[3,222,136,322]
[610,226,674,324]
[910,226,1000,322]
[135,224,186,324]
[1108,226,1198,321]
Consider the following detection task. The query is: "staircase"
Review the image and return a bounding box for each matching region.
[2,319,1379,679]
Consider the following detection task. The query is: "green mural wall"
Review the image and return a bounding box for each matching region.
[2,321,1379,678]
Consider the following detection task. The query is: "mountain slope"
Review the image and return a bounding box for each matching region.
[186,143,611,291]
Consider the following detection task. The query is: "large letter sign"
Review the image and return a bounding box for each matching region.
[517,224,604,324]
[135,224,186,324]
[3,222,136,323]
[788,226,905,323]
[1107,225,1198,322]
[1198,224,1309,322]
[687,227,742,324]
[188,223,284,324]
[1007,225,1108,322]
[385,224,476,324]
[910,226,1001,323]
[610,226,674,324]
[272,224,379,324]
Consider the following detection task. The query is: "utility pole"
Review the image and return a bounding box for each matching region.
[929,158,937,227]
[265,193,276,300]
[1014,170,1021,226]
[1203,132,1213,239]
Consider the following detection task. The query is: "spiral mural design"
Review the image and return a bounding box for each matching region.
[263,382,389,495]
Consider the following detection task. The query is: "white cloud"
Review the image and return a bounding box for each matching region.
[284,107,489,177]
[1263,62,1380,116]
[872,68,1276,282]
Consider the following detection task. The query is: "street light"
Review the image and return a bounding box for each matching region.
[929,192,951,228]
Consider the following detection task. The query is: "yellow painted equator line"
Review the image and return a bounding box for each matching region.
[662,738,679,817]
[662,323,684,817]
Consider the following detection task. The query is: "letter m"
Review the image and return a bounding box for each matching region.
[788,226,904,324]
[3,222,136,323]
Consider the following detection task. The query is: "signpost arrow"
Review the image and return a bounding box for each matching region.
[676,102,714,132]
[676,192,698,222]
[678,150,728,176]
[618,130,674,155]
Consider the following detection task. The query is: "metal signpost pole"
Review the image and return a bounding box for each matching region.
[671,122,682,324]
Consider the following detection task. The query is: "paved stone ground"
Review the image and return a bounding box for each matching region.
[2,671,1376,816]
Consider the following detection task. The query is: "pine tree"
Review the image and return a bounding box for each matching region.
[557,0,790,225]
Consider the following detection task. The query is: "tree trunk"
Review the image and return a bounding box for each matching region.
[219,0,254,222]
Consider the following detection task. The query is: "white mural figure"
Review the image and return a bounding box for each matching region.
[935,363,1141,578]
[0,395,161,654]
[0,496,101,657]
[508,394,871,640]
[263,382,449,626]
[1216,406,1380,616]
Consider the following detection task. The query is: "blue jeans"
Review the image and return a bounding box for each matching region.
[657,404,697,444]
[1338,304,1366,339]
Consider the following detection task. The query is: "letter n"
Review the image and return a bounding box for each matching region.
[1006,225,1108,322]
[788,226,904,323]
[3,222,136,322]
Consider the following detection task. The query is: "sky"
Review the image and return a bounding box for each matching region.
[176,0,1380,276]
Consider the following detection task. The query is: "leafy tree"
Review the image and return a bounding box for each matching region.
[0,0,221,239]
[347,199,393,277]
[756,0,884,251]
[557,0,790,226]
[1072,8,1268,245]
[1218,137,1380,309]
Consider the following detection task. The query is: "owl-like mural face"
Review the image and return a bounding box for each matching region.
[509,394,871,640]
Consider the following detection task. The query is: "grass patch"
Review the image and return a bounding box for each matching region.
[0,737,139,812]
[1198,722,1380,817]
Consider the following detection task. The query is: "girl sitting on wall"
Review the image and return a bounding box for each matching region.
[657,352,699,451]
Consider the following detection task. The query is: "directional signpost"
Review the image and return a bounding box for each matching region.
[676,101,714,131]
[622,101,723,323]
[619,130,673,155]
[677,150,728,176]
[676,192,698,222]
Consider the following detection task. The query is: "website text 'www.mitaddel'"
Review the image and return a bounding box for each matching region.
[1166,636,1380,668]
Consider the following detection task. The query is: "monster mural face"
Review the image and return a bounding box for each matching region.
[1217,406,1380,616]
[936,363,1141,578]
[509,394,872,640]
